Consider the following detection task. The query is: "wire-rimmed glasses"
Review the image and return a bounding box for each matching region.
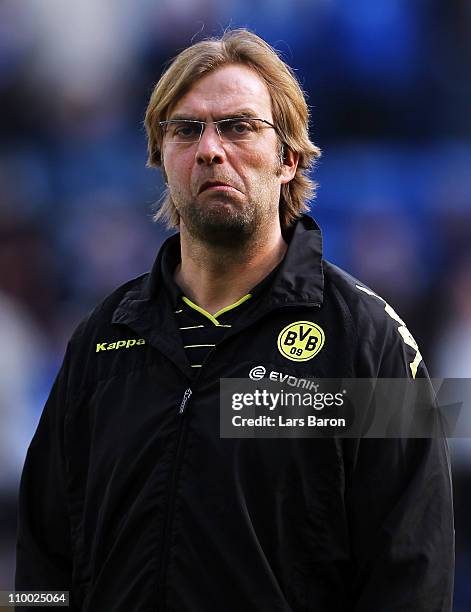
[159,117,277,144]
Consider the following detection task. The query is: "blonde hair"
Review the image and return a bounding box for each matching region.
[144,29,322,231]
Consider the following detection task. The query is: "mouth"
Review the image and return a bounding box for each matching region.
[198,180,240,195]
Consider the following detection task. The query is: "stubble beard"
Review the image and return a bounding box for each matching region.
[179,193,266,248]
[172,156,283,250]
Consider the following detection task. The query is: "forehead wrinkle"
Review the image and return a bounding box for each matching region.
[169,65,273,122]
[169,109,262,122]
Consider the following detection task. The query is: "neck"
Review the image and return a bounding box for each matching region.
[174,221,287,315]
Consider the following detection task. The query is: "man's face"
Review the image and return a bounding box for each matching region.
[161,64,297,246]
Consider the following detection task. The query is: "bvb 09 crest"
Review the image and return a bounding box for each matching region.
[277,321,325,362]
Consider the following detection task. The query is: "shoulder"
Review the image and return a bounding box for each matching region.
[60,273,150,389]
[69,273,149,345]
[323,260,396,327]
[322,260,424,378]
[69,272,149,346]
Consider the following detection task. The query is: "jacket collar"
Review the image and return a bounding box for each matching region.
[111,215,323,377]
[113,213,324,321]
[111,214,324,366]
[268,214,324,308]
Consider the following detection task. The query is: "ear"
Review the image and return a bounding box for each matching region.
[279,147,299,185]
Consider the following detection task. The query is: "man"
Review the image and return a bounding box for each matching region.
[16,29,454,611]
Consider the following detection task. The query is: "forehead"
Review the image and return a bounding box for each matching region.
[169,64,273,120]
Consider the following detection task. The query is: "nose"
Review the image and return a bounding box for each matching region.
[195,123,226,166]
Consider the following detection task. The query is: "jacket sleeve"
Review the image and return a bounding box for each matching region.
[343,304,455,611]
[15,345,74,607]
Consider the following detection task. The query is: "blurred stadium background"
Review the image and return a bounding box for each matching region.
[0,0,470,609]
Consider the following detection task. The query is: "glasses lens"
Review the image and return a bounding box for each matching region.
[218,118,261,142]
[163,121,202,143]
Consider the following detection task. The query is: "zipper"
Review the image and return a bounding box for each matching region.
[158,386,193,610]
[157,301,321,609]
[178,387,192,414]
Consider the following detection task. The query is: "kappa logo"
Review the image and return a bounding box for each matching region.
[96,338,146,353]
[277,321,325,362]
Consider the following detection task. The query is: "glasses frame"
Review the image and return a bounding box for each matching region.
[159,117,278,144]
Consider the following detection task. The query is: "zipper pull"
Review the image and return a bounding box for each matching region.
[179,387,192,414]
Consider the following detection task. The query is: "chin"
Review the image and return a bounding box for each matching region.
[179,197,261,245]
[191,213,254,247]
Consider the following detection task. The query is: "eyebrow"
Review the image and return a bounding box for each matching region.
[168,110,260,121]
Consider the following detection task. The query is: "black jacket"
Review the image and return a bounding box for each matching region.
[16,215,454,611]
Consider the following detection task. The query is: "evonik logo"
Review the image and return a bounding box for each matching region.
[96,338,146,353]
[249,365,319,392]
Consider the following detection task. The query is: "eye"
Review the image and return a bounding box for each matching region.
[218,119,257,139]
[172,122,200,138]
[229,119,255,134]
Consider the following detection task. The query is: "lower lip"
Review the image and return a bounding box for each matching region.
[201,185,239,194]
